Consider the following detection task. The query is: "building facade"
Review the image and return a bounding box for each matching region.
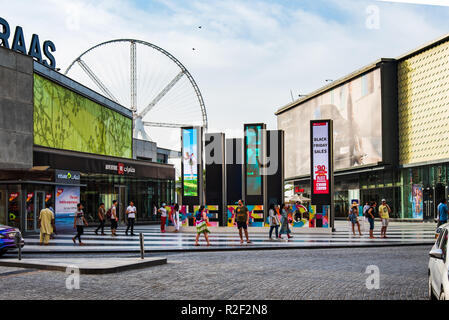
[276,34,449,221]
[0,47,175,233]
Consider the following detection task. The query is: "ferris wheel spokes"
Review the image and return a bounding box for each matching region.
[77,58,119,103]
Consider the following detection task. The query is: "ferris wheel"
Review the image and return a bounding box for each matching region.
[65,39,207,149]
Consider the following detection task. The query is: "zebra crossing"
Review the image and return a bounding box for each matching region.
[17,221,437,253]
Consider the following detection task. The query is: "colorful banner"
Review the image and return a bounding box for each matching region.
[182,128,199,197]
[227,205,264,227]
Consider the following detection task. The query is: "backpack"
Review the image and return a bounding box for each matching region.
[106,208,112,219]
[195,211,202,221]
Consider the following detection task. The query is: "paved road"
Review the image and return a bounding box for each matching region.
[18,221,436,253]
[0,245,433,300]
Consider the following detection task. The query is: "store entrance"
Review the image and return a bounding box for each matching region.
[26,191,45,232]
[114,186,127,224]
[423,187,435,221]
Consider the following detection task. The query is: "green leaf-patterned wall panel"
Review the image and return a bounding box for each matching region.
[33,74,132,158]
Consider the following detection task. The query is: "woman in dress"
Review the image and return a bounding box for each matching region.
[279,203,292,239]
[173,203,181,233]
[348,205,362,236]
[195,205,211,246]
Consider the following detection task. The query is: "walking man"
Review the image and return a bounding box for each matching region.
[235,200,252,244]
[437,199,448,227]
[95,203,106,235]
[125,201,137,236]
[38,201,55,246]
[378,199,391,238]
[72,203,88,246]
[159,203,167,233]
[110,200,118,237]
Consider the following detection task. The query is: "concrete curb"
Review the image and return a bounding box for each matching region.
[0,257,167,274]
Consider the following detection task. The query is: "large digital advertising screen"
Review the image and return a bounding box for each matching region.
[245,124,263,196]
[33,74,133,158]
[278,68,382,179]
[312,122,330,195]
[182,128,199,197]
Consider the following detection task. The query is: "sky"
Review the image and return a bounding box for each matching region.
[2,0,449,143]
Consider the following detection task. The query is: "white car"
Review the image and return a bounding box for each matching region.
[429,223,449,300]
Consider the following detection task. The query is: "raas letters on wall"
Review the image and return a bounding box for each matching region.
[0,16,56,69]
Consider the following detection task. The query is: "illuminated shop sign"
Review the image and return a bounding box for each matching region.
[0,16,56,69]
[55,170,81,185]
[105,163,136,175]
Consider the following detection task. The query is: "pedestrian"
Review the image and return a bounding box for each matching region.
[378,199,391,238]
[158,203,167,233]
[279,203,292,239]
[295,201,303,220]
[72,203,88,245]
[194,205,211,246]
[366,201,376,239]
[38,201,55,246]
[173,203,181,233]
[363,201,370,216]
[125,201,137,236]
[49,204,57,239]
[110,200,118,237]
[437,199,448,227]
[348,205,362,236]
[95,203,106,235]
[235,200,252,244]
[268,203,280,240]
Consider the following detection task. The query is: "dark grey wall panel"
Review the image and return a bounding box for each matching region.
[0,47,33,169]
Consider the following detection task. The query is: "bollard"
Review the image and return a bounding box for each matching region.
[139,233,144,260]
[14,232,22,261]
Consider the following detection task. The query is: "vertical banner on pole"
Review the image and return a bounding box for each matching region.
[205,133,226,226]
[244,123,266,226]
[265,130,284,213]
[181,126,204,208]
[226,138,243,226]
[310,120,334,230]
[244,123,266,205]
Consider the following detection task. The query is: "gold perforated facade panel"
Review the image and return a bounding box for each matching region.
[398,40,449,165]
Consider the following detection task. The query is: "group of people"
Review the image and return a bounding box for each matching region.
[71,200,138,245]
[193,200,295,247]
[157,203,182,233]
[348,199,391,239]
[37,197,400,247]
[267,203,294,240]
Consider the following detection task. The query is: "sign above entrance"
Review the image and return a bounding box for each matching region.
[105,163,136,175]
[55,170,81,185]
[0,16,56,69]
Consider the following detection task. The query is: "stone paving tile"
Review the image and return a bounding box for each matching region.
[0,245,432,300]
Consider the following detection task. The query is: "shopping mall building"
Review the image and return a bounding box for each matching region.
[276,33,449,221]
[0,47,176,233]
